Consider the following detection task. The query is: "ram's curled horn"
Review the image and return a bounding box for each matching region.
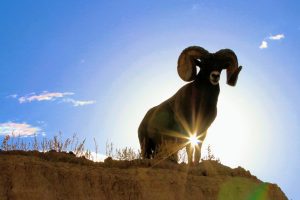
[177,46,209,81]
[214,49,242,86]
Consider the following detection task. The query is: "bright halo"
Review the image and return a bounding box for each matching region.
[189,134,200,147]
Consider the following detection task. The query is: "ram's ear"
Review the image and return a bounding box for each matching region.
[215,49,242,86]
[177,46,209,82]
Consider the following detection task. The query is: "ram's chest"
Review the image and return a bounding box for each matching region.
[189,87,218,125]
[194,100,216,118]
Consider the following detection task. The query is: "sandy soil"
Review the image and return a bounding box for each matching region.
[0,150,287,200]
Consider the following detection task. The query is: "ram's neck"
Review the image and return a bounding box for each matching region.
[192,82,220,106]
[170,82,219,115]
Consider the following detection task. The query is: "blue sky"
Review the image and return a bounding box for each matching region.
[0,0,299,199]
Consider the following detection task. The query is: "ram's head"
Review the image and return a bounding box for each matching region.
[177,46,242,86]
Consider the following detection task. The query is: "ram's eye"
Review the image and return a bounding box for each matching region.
[194,59,202,67]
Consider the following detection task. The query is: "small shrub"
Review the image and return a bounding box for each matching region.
[115,147,140,160]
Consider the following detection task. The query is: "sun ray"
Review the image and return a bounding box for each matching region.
[188,134,200,147]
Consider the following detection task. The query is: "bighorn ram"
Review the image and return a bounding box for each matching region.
[138,46,242,164]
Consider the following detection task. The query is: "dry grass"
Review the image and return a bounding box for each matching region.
[153,140,181,162]
[0,133,92,159]
[101,140,221,164]
[1,134,220,163]
[105,141,141,160]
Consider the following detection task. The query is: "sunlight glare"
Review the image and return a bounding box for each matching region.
[189,134,200,147]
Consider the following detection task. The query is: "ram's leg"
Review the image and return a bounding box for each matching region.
[186,143,193,165]
[194,131,207,164]
[139,136,147,159]
[193,143,202,164]
[143,137,153,159]
[140,137,146,158]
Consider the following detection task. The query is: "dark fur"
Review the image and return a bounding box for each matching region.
[138,46,242,164]
[138,61,221,164]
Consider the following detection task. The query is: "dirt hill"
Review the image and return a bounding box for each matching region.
[0,150,287,200]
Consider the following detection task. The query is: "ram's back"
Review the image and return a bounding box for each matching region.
[138,84,191,143]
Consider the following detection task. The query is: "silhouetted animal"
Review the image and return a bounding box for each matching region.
[138,46,242,164]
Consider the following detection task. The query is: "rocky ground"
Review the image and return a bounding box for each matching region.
[0,150,287,200]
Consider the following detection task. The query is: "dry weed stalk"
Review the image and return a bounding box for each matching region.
[1,133,171,162]
[105,141,114,157]
[202,145,220,163]
[93,138,98,161]
[1,135,10,151]
[33,134,39,151]
[74,138,86,157]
